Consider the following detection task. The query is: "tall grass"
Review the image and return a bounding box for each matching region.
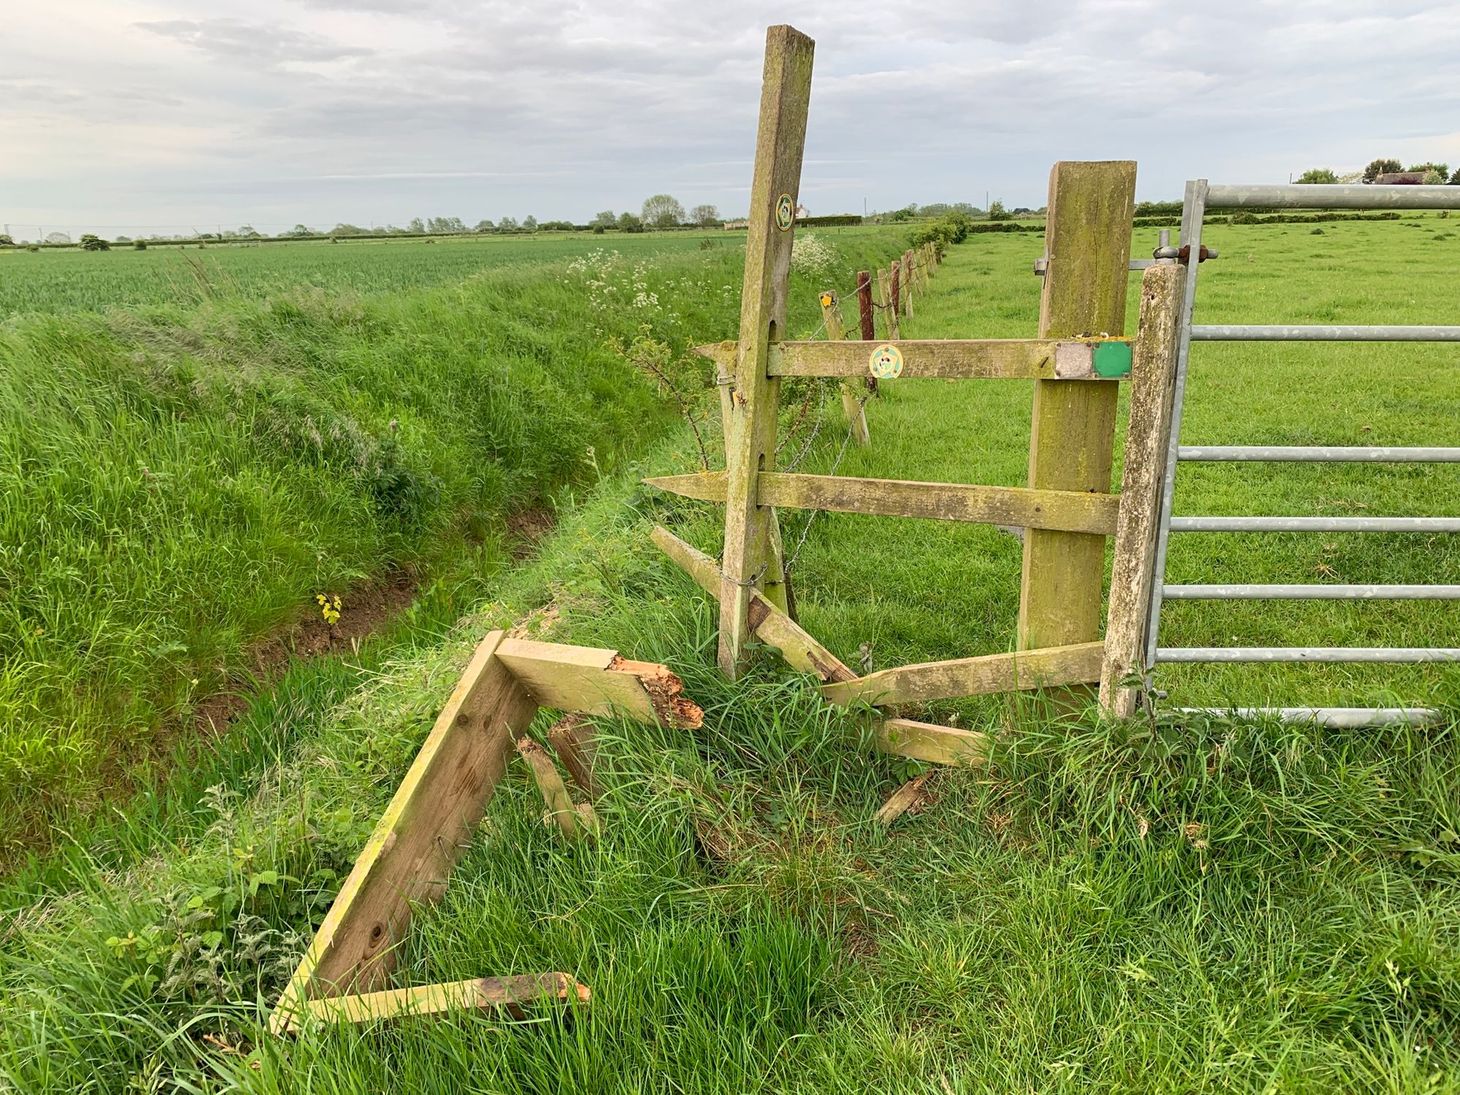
[0,228,910,860]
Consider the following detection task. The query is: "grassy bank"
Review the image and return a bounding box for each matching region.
[0,227,908,860]
[2,219,1458,1092]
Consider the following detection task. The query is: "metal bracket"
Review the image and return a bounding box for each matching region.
[1034,229,1214,276]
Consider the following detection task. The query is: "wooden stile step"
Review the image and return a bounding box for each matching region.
[645,471,1119,536]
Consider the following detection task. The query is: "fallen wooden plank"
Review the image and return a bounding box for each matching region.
[874,773,933,825]
[650,525,855,682]
[271,631,539,1026]
[823,641,1105,707]
[695,339,1131,380]
[284,973,590,1030]
[516,737,597,839]
[872,717,992,766]
[496,637,703,729]
[548,713,599,800]
[645,472,1120,535]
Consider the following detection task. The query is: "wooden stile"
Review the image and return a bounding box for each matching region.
[768,338,1131,380]
[821,641,1105,707]
[1100,262,1185,716]
[650,526,987,765]
[272,630,537,1016]
[1018,161,1138,666]
[718,25,815,677]
[644,471,1121,535]
[271,632,702,1034]
[516,736,597,840]
[697,337,1134,381]
[495,637,702,728]
[548,713,599,799]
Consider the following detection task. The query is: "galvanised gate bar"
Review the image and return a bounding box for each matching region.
[1140,179,1460,727]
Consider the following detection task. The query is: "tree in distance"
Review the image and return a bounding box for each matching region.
[1363,158,1402,182]
[642,194,684,228]
[1296,168,1338,184]
[690,203,721,227]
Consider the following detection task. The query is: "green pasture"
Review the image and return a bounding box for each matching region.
[0,226,908,859]
[1,217,1457,1092]
[0,230,835,315]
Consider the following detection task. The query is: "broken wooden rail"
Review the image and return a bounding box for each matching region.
[650,526,991,766]
[270,632,702,1035]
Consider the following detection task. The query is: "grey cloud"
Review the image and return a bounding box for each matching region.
[135,18,373,64]
[7,0,1460,231]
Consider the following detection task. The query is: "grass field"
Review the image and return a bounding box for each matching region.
[0,230,836,314]
[0,226,908,861]
[2,217,1459,1092]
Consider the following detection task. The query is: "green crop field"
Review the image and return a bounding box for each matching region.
[2,217,1459,1093]
[0,230,777,314]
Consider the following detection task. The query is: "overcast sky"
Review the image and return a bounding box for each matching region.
[5,0,1459,236]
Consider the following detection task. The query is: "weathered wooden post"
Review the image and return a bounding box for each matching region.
[1100,261,1184,716]
[855,270,878,395]
[718,25,815,677]
[855,270,875,340]
[1017,162,1137,677]
[877,267,898,339]
[819,290,870,445]
[888,261,902,336]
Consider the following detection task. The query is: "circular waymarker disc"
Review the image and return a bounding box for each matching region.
[868,343,904,379]
[775,194,795,231]
[818,291,834,308]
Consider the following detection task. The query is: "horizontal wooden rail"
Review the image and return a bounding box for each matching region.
[650,526,989,766]
[822,641,1105,707]
[695,338,1133,380]
[872,717,990,765]
[645,471,1120,535]
[280,974,589,1031]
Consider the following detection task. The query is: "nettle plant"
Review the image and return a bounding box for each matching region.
[102,787,366,1005]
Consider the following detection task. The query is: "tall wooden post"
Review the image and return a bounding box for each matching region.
[1100,261,1184,716]
[888,262,901,335]
[855,271,875,340]
[1017,161,1137,666]
[855,270,878,395]
[877,267,898,339]
[820,290,870,445]
[718,25,815,677]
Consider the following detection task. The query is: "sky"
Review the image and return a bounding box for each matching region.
[4,0,1460,238]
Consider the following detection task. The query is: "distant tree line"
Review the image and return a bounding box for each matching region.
[1295,158,1459,185]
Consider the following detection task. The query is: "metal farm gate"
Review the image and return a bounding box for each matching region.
[1142,180,1460,727]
